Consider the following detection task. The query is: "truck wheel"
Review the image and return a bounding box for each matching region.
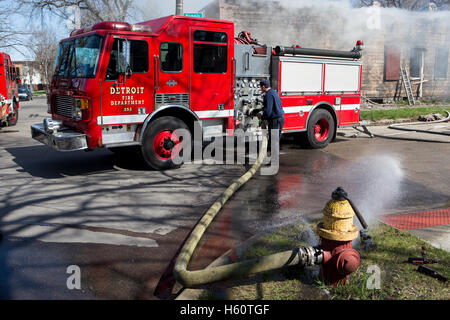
[7,102,18,126]
[305,109,335,149]
[141,116,189,170]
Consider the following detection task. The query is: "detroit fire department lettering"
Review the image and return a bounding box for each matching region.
[110,86,144,95]
[110,87,145,107]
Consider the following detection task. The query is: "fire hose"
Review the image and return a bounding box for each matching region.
[387,110,450,136]
[173,135,325,288]
[354,110,450,143]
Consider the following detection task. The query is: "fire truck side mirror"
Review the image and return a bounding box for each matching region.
[116,38,132,82]
[118,39,131,72]
[126,65,133,78]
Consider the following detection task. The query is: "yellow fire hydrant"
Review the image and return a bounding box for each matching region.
[317,187,361,285]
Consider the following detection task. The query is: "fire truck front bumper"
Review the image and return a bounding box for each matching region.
[31,120,88,152]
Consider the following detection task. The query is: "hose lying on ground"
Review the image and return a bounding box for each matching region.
[173,136,323,288]
[387,110,450,136]
[354,110,450,143]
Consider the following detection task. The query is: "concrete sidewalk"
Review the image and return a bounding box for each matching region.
[409,225,450,252]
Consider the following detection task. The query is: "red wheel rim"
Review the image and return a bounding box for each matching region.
[314,118,330,142]
[9,109,17,123]
[153,129,182,160]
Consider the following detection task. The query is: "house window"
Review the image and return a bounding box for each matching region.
[434,47,449,80]
[410,48,425,79]
[384,46,400,81]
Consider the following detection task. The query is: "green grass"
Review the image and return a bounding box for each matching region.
[421,99,450,105]
[394,100,410,106]
[241,224,315,260]
[320,223,449,300]
[361,106,448,122]
[32,90,47,96]
[360,106,448,122]
[198,222,450,300]
[198,223,326,300]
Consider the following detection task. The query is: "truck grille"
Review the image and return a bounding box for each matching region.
[155,93,189,108]
[54,95,74,118]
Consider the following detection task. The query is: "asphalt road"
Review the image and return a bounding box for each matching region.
[1,98,449,299]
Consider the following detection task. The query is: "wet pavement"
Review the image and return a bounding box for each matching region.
[1,98,449,299]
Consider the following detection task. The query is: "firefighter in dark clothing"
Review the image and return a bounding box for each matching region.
[259,79,285,154]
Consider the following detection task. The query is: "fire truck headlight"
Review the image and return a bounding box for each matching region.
[72,99,81,120]
[73,108,82,120]
[72,98,90,121]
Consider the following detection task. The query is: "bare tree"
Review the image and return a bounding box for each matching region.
[0,0,29,52]
[352,0,449,10]
[27,29,59,85]
[17,0,137,27]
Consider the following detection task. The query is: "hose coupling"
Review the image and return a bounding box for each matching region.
[298,246,324,267]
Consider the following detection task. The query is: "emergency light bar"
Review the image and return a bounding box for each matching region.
[70,22,131,36]
[131,24,152,33]
[70,21,151,37]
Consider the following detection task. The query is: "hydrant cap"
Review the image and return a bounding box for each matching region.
[332,187,348,201]
[336,249,360,276]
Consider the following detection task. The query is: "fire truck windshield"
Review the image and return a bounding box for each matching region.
[54,34,103,79]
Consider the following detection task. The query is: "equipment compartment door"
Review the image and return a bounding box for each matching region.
[189,27,234,121]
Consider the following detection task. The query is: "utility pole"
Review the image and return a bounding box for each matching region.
[176,0,183,15]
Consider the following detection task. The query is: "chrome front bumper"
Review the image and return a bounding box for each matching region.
[31,120,88,152]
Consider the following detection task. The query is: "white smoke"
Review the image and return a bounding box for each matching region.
[227,0,450,50]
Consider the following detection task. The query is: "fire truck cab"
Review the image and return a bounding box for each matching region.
[31,15,363,170]
[0,52,20,128]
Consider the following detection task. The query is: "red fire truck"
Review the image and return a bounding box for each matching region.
[31,15,363,170]
[0,52,20,128]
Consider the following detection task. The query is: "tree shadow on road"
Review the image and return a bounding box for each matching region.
[0,145,249,299]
